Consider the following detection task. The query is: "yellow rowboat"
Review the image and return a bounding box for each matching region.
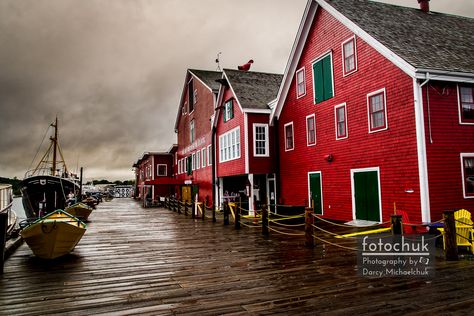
[65,202,93,221]
[20,210,86,259]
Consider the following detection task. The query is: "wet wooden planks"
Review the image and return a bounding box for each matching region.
[1,199,474,315]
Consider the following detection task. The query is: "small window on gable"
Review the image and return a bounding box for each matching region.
[157,164,167,176]
[312,53,334,104]
[306,114,316,146]
[284,122,294,151]
[461,154,474,198]
[335,103,348,140]
[296,67,306,98]
[459,85,474,124]
[224,99,234,122]
[188,79,195,112]
[342,36,357,76]
[367,89,388,133]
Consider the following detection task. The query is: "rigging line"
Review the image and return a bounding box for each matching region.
[27,124,52,172]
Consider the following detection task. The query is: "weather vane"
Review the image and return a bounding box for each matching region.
[215,52,222,71]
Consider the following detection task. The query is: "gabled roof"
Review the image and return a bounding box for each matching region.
[174,69,222,131]
[223,69,283,110]
[271,0,474,122]
[326,0,474,74]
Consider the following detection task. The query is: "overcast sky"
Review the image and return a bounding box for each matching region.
[1,0,473,181]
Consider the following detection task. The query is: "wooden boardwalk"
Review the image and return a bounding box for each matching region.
[1,199,474,315]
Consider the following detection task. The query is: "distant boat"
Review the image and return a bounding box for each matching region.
[20,209,86,259]
[20,118,79,220]
[65,202,93,221]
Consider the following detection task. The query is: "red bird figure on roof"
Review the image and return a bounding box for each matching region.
[238,59,254,71]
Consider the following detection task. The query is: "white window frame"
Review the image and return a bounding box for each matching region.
[306,114,316,146]
[157,164,167,177]
[461,153,474,199]
[184,158,188,173]
[192,153,196,171]
[342,35,357,76]
[335,103,348,140]
[458,85,474,125]
[196,150,201,170]
[178,159,181,174]
[253,123,269,157]
[201,148,206,168]
[284,122,294,152]
[296,67,306,99]
[224,99,233,122]
[193,89,198,105]
[219,127,241,163]
[207,145,212,166]
[367,88,388,133]
[190,119,195,143]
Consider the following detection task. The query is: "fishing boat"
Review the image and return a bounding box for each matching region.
[20,209,86,259]
[65,202,93,221]
[20,118,80,220]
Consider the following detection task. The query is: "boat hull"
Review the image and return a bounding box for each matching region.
[20,210,86,259]
[20,175,78,219]
[65,203,93,221]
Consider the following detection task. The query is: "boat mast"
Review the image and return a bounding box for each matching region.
[51,117,58,176]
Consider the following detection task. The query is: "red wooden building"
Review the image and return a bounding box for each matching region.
[133,148,177,206]
[214,69,282,212]
[271,0,474,224]
[174,69,221,204]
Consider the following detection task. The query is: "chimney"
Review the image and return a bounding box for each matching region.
[417,0,430,13]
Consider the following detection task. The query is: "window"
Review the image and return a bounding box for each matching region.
[196,150,201,170]
[190,119,195,143]
[296,67,306,98]
[224,99,234,122]
[312,53,334,104]
[208,145,212,166]
[186,156,192,175]
[192,153,196,170]
[193,89,198,105]
[342,36,357,75]
[157,164,167,176]
[188,79,195,112]
[459,85,474,124]
[178,159,181,174]
[306,114,316,146]
[335,103,348,140]
[201,148,206,167]
[461,154,474,198]
[367,89,387,132]
[253,124,269,157]
[284,122,294,151]
[219,127,241,162]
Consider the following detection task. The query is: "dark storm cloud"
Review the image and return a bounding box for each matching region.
[0,0,472,180]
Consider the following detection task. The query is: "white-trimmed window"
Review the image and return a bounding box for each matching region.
[178,159,181,174]
[296,67,306,98]
[219,127,241,162]
[367,88,388,132]
[201,148,206,167]
[342,36,357,76]
[193,89,198,105]
[190,119,195,143]
[196,150,201,170]
[192,153,196,170]
[459,85,474,124]
[253,124,269,157]
[157,164,167,176]
[335,103,348,140]
[184,158,188,173]
[224,99,234,122]
[207,145,212,166]
[306,114,316,146]
[461,153,474,198]
[284,122,294,151]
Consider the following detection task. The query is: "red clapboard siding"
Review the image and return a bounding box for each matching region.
[216,86,246,177]
[278,7,421,222]
[424,83,474,220]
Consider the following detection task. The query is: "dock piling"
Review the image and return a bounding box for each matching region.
[262,205,269,236]
[391,214,403,235]
[223,202,229,225]
[443,210,459,261]
[305,208,314,248]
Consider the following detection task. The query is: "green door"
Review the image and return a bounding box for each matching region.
[354,171,380,222]
[309,173,322,215]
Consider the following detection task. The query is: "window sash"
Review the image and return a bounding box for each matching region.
[201,148,206,167]
[157,164,167,176]
[296,68,305,98]
[224,100,234,122]
[460,86,474,122]
[285,124,294,150]
[306,116,316,145]
[336,106,347,139]
[343,39,355,73]
[219,127,241,162]
[464,156,474,197]
[196,151,201,170]
[208,145,212,166]
[254,124,268,156]
[369,92,386,130]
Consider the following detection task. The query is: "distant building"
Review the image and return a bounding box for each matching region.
[271,0,474,223]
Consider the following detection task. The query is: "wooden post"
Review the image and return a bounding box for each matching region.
[0,212,7,274]
[262,205,269,236]
[305,208,314,248]
[223,201,229,225]
[443,210,459,261]
[235,204,241,229]
[184,202,188,216]
[202,203,205,221]
[176,199,181,214]
[391,214,403,235]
